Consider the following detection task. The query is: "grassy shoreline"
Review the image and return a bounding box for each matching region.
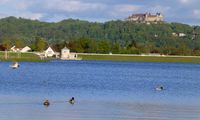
[1,51,200,63]
[0,52,47,62]
[79,54,200,63]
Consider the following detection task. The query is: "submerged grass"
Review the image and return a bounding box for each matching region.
[79,54,200,63]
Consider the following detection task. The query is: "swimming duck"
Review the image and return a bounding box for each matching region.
[155,85,164,91]
[69,97,75,104]
[43,100,50,106]
[10,62,20,69]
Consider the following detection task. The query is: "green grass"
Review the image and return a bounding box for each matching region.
[0,52,47,62]
[79,54,200,63]
[1,52,200,63]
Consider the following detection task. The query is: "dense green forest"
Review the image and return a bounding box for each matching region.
[1,16,200,55]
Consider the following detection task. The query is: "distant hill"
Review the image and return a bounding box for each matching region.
[0,16,198,42]
[0,16,200,55]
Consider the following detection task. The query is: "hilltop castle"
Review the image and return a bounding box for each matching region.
[126,13,164,23]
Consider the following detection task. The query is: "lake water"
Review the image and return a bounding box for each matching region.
[0,61,200,120]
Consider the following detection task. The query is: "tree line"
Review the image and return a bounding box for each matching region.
[0,16,200,55]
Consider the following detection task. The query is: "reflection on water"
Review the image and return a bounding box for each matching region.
[0,99,200,120]
[0,61,200,120]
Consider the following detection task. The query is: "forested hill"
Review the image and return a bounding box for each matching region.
[1,16,200,55]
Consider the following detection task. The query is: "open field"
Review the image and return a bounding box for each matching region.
[79,54,200,63]
[0,51,46,62]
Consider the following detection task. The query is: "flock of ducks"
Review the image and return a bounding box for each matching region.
[43,97,75,107]
[9,63,76,107]
[10,62,164,106]
[43,86,164,107]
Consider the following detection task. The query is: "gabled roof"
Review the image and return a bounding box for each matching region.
[45,47,55,52]
[62,46,69,50]
[22,46,31,49]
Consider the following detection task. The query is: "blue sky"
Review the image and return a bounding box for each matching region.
[0,0,200,25]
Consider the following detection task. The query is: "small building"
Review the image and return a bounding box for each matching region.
[10,46,31,52]
[61,47,78,60]
[179,33,186,37]
[44,47,55,57]
[21,46,31,53]
[172,32,178,37]
[61,47,70,59]
[10,46,19,52]
[154,34,158,38]
[172,32,186,37]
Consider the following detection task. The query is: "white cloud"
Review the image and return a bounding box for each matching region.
[15,12,43,20]
[0,0,10,4]
[110,4,141,17]
[179,0,199,5]
[149,5,171,13]
[113,4,141,13]
[0,13,8,19]
[1,0,200,24]
[193,9,200,19]
[179,0,190,4]
[44,0,106,12]
[15,1,34,10]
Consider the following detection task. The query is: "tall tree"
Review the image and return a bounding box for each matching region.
[2,38,12,50]
[15,39,25,48]
[97,40,111,53]
[35,37,47,51]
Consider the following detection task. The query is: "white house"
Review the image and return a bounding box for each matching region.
[179,33,186,37]
[10,46,15,52]
[172,32,186,37]
[44,47,55,57]
[154,34,158,38]
[172,32,178,37]
[10,46,31,52]
[21,46,31,53]
[10,46,19,52]
[61,47,78,60]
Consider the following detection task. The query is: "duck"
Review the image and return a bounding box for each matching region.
[43,100,50,106]
[69,97,75,104]
[10,62,20,69]
[155,85,164,91]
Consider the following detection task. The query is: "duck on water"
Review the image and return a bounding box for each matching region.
[69,97,75,104]
[155,85,164,91]
[43,97,75,106]
[43,100,50,106]
[10,62,20,69]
